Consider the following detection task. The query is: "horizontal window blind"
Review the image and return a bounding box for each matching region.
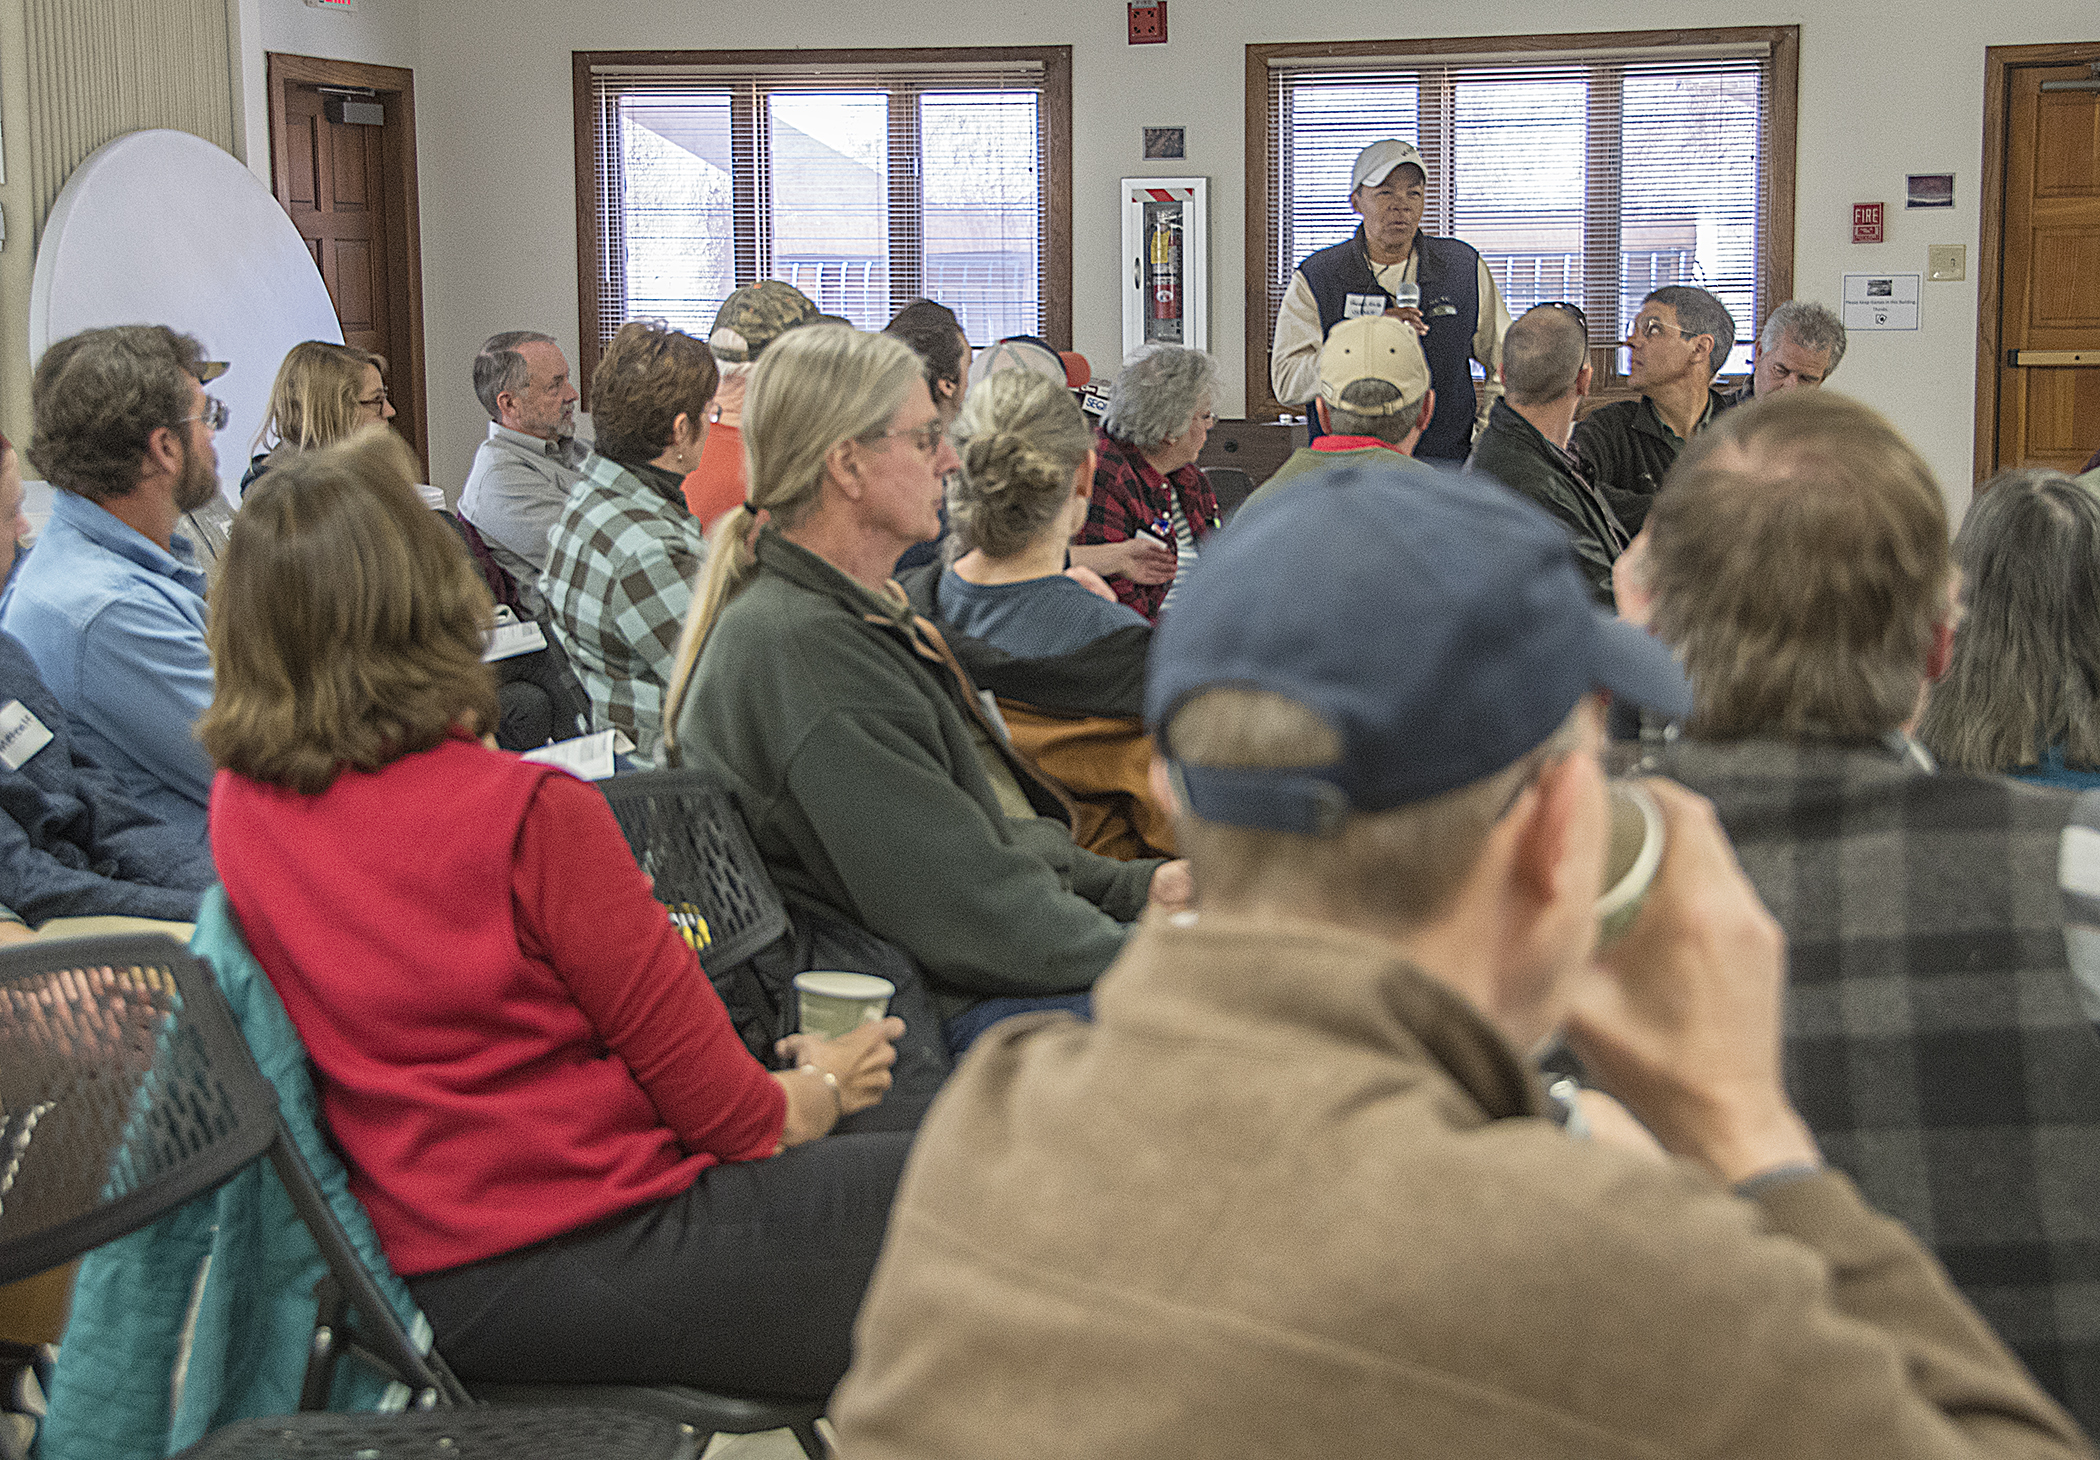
[1265,42,1774,386]
[582,55,1053,375]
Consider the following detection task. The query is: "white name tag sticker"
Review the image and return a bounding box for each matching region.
[1343,292,1386,319]
[0,700,54,771]
[483,620,548,662]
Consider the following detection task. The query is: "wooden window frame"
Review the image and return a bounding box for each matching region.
[574,46,1073,395]
[1244,27,1799,421]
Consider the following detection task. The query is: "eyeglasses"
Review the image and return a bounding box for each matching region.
[1630,317,1695,342]
[186,397,229,432]
[863,420,946,456]
[1192,410,1218,427]
[358,389,391,411]
[1538,301,1589,332]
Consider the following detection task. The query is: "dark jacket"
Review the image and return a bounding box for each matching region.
[899,564,1169,859]
[676,531,1160,1013]
[1569,387,1734,532]
[1297,226,1483,464]
[0,630,213,924]
[1657,733,2100,1433]
[1465,400,1628,605]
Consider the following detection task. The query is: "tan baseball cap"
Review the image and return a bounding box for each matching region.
[1351,138,1427,192]
[1317,314,1431,416]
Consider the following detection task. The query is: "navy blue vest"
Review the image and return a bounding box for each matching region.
[1297,227,1482,464]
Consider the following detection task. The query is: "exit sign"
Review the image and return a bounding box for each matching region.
[1852,202,1884,244]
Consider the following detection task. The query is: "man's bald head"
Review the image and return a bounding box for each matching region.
[1502,306,1589,406]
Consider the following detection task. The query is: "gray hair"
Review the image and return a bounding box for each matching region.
[1103,344,1217,451]
[473,330,557,421]
[1646,287,1736,381]
[1758,300,1847,378]
[1326,379,1423,443]
[1917,468,2100,775]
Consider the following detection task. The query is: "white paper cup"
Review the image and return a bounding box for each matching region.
[794,971,895,1041]
[1597,779,1665,945]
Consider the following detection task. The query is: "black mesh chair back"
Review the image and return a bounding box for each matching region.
[0,935,278,1284]
[172,1406,699,1460]
[597,771,789,973]
[0,933,464,1408]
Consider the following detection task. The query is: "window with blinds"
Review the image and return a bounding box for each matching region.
[1250,29,1798,414]
[576,48,1071,383]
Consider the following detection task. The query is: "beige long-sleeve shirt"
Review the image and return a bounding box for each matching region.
[1270,249,1509,441]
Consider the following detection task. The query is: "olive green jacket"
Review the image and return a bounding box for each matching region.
[673,531,1159,1014]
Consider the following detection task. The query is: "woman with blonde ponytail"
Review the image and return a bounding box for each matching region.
[896,371,1171,860]
[667,325,1187,1057]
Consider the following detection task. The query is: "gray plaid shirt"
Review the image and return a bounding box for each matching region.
[540,452,704,765]
[1658,734,2100,1432]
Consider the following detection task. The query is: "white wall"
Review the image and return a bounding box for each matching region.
[272,0,2098,517]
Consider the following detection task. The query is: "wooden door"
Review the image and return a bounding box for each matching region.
[267,55,428,475]
[1984,51,2100,479]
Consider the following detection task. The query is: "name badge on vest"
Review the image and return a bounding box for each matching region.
[1342,292,1387,320]
[0,700,54,771]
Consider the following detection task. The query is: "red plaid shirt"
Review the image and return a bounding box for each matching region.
[1077,428,1220,622]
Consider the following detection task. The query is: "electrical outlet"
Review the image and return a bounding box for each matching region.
[1926,244,1966,281]
[1128,2,1166,44]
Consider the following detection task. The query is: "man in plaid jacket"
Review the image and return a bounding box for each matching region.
[1630,390,2100,1434]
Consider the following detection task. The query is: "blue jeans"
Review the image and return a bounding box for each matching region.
[942,992,1093,1057]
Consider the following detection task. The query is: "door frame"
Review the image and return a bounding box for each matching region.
[1974,41,2100,485]
[265,52,429,475]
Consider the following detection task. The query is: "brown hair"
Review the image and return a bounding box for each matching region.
[1645,391,1950,740]
[30,325,209,504]
[254,340,387,456]
[947,369,1093,560]
[589,318,718,466]
[1166,687,1584,927]
[199,427,498,794]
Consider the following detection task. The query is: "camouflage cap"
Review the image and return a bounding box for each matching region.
[710,281,819,363]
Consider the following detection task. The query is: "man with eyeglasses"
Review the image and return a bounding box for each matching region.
[1269,138,1509,466]
[1571,286,1738,533]
[0,326,227,842]
[1466,303,1627,606]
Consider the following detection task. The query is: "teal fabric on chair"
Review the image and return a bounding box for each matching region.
[39,886,433,1460]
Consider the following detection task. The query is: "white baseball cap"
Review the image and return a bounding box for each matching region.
[1351,139,1427,192]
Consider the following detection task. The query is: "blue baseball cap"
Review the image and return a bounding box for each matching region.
[1145,462,1691,834]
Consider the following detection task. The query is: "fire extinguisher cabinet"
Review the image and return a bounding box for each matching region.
[1120,176,1207,359]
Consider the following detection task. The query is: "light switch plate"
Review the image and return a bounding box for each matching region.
[1927,244,1965,281]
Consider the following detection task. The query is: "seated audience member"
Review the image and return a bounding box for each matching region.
[1627,392,2100,1430]
[831,462,2093,1460]
[542,319,716,764]
[1721,298,1847,408]
[1465,302,1628,605]
[966,335,1079,392]
[886,298,972,573]
[683,281,818,533]
[1,326,224,842]
[239,340,394,496]
[205,428,912,1399]
[1572,284,1736,532]
[1069,344,1219,621]
[898,369,1167,859]
[663,326,1184,1054]
[1916,468,2100,792]
[456,331,586,606]
[1240,313,1437,513]
[0,435,212,924]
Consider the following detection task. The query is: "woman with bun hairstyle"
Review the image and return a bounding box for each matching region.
[898,370,1172,858]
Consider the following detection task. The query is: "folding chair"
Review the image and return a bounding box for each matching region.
[0,932,827,1458]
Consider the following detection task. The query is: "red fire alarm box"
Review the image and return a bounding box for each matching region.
[1852,203,1884,245]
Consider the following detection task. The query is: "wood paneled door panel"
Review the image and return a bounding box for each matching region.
[1980,48,2100,480]
[266,54,428,476]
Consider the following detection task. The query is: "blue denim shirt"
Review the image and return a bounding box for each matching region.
[0,490,213,841]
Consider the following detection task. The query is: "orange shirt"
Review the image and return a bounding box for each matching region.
[683,421,746,533]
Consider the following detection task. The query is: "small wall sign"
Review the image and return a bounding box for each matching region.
[1852,203,1884,244]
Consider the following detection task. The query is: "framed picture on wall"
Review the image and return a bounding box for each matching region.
[1121,177,1208,358]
